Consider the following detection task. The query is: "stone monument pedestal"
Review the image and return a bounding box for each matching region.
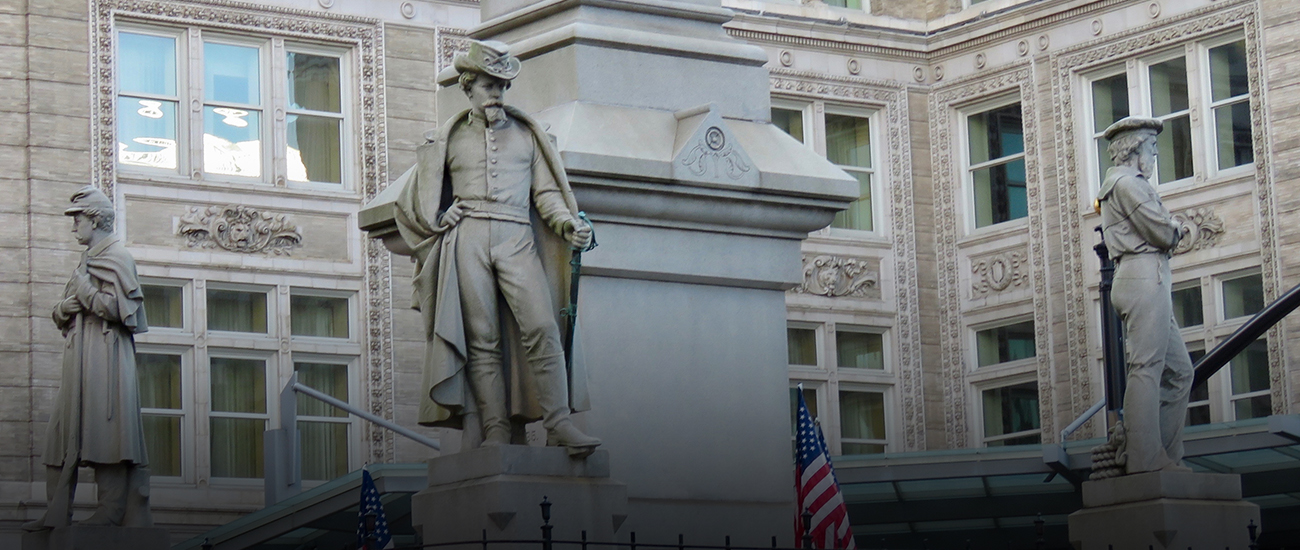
[411,445,628,544]
[21,525,169,550]
[1068,471,1259,550]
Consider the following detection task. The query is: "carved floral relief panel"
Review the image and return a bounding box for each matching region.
[793,254,882,300]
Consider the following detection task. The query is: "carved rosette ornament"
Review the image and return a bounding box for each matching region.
[1172,207,1226,255]
[793,255,880,298]
[177,205,303,255]
[679,127,752,180]
[970,250,1027,298]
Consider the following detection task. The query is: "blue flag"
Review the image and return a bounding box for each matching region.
[357,468,394,550]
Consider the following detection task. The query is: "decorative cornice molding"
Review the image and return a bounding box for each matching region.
[1047,3,1266,439]
[793,255,881,299]
[726,0,1254,63]
[177,205,303,255]
[970,248,1028,298]
[770,70,925,450]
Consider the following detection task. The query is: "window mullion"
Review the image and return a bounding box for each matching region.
[1185,41,1208,181]
[271,37,288,187]
[187,27,203,181]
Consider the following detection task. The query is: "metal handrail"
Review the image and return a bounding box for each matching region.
[292,380,441,450]
[1191,280,1300,391]
[1059,398,1106,442]
[264,373,440,505]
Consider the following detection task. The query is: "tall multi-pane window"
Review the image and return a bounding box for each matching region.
[1148,56,1193,185]
[134,281,359,482]
[839,390,886,453]
[296,361,352,480]
[1229,339,1271,420]
[771,101,878,232]
[981,381,1041,446]
[966,103,1027,229]
[115,25,350,186]
[117,31,180,171]
[1090,74,1129,188]
[1085,35,1253,190]
[1175,272,1273,426]
[971,319,1039,446]
[787,322,893,455]
[209,356,268,478]
[137,352,184,477]
[203,40,263,178]
[1209,40,1253,170]
[975,321,1035,368]
[826,114,874,231]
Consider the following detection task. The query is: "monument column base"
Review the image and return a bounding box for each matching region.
[21,525,169,550]
[412,445,628,544]
[1068,471,1259,550]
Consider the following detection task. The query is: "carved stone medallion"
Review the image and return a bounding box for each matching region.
[177,205,303,255]
[971,249,1027,298]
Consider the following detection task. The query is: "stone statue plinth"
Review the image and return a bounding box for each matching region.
[411,445,628,544]
[22,525,169,550]
[1068,471,1259,550]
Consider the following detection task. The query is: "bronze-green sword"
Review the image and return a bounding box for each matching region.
[563,212,597,371]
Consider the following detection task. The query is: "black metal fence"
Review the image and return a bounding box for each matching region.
[348,499,1268,550]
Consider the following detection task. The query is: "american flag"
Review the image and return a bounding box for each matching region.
[357,468,394,550]
[794,389,856,549]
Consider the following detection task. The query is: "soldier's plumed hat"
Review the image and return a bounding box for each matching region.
[453,40,521,81]
[64,186,113,216]
[1102,116,1163,141]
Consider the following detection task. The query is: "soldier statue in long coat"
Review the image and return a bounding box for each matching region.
[24,186,153,531]
[392,40,601,455]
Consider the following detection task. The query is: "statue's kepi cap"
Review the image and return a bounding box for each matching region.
[453,40,521,81]
[1103,116,1163,141]
[64,185,113,216]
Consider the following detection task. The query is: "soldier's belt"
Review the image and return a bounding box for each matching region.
[458,199,530,224]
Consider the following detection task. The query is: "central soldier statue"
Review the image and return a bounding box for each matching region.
[392,40,601,455]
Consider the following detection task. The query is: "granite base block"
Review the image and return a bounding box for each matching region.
[22,525,170,550]
[1069,473,1259,550]
[412,445,628,545]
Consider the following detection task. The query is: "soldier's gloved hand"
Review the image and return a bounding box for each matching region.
[59,296,82,316]
[565,219,592,250]
[439,201,465,229]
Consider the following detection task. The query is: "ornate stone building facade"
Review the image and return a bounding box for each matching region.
[1,0,1297,544]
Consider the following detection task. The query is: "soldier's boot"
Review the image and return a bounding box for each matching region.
[468,362,511,446]
[21,465,76,531]
[534,354,600,457]
[83,462,128,526]
[121,465,154,528]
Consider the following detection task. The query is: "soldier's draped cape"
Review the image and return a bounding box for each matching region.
[392,106,589,427]
[43,235,150,467]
